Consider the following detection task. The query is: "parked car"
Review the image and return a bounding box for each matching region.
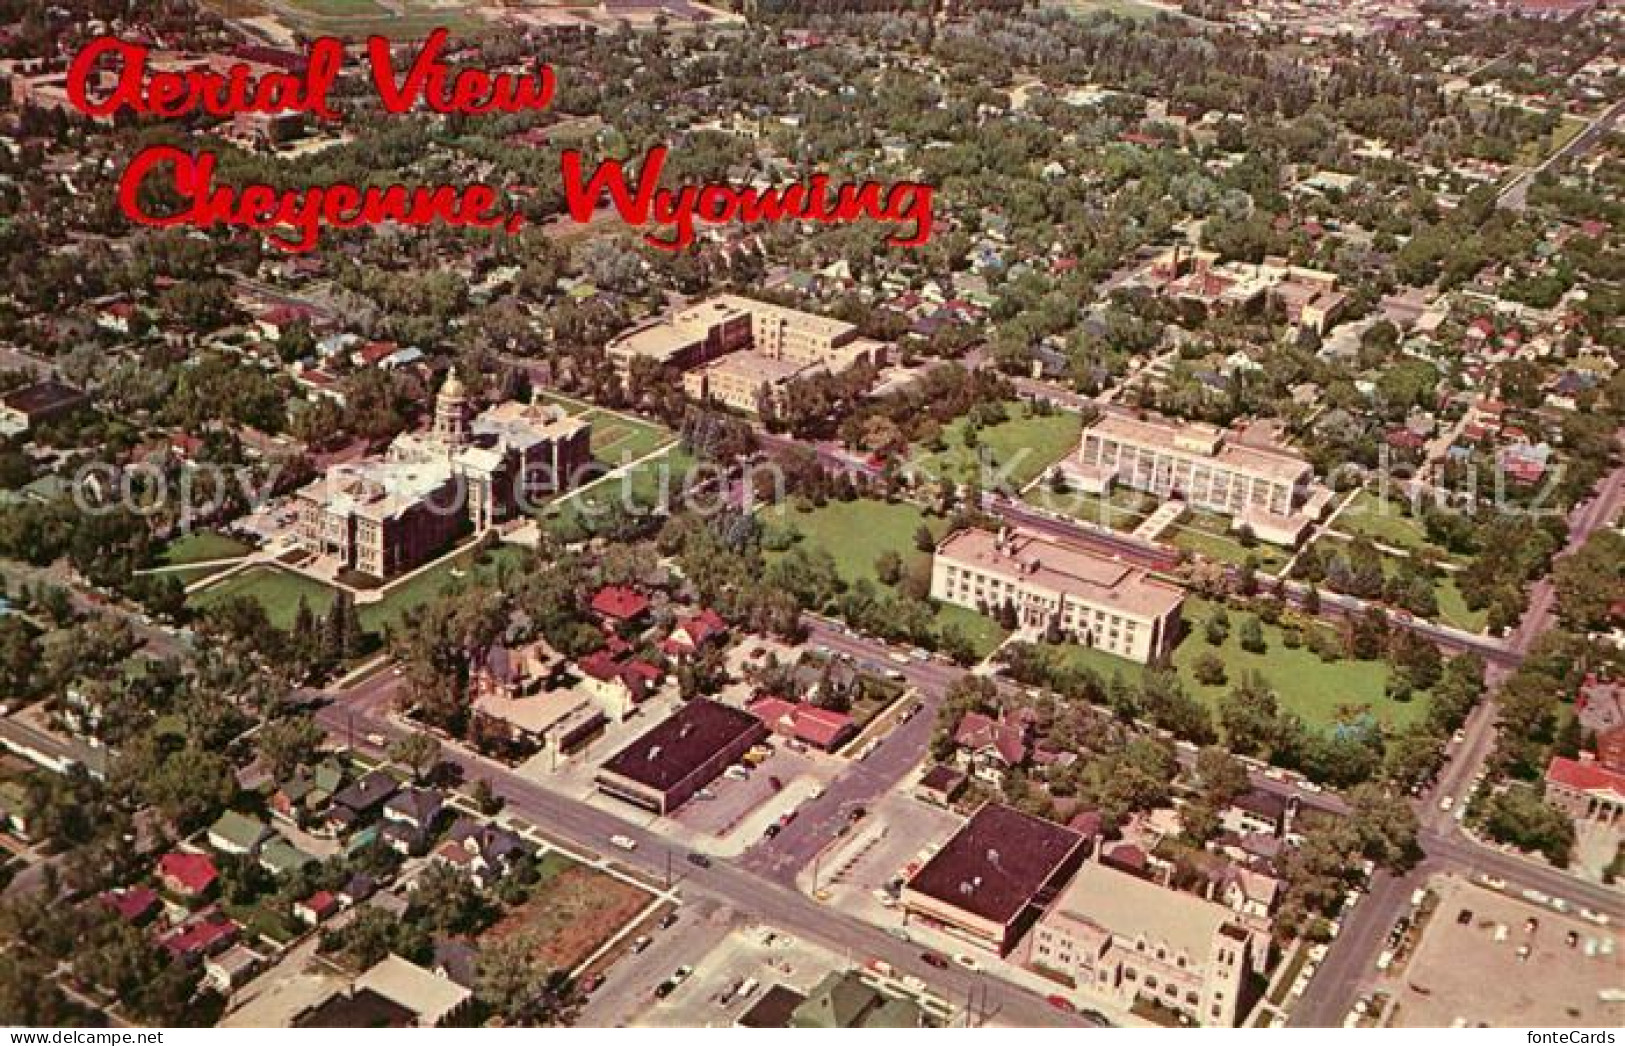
[610,834,638,851]
[919,952,950,969]
[686,852,711,868]
[1047,995,1075,1013]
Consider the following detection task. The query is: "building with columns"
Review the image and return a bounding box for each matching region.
[929,526,1184,664]
[293,375,591,579]
[1064,407,1332,546]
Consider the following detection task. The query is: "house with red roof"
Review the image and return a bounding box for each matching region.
[1544,755,1625,829]
[577,650,664,719]
[160,911,239,965]
[100,886,160,924]
[294,890,340,926]
[747,696,857,752]
[157,852,219,899]
[952,709,1034,785]
[590,586,651,628]
[663,608,728,658]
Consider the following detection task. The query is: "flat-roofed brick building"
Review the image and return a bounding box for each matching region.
[607,295,885,415]
[900,802,1089,955]
[595,698,768,814]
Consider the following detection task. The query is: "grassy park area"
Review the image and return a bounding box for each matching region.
[763,497,1008,657]
[189,566,337,631]
[907,402,1083,490]
[155,531,254,566]
[1031,596,1431,733]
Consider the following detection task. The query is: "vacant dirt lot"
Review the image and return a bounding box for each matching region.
[490,862,652,971]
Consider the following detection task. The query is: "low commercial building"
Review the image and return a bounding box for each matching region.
[1066,407,1331,546]
[0,380,88,437]
[901,802,1089,955]
[930,527,1185,663]
[594,698,768,814]
[1025,858,1258,1027]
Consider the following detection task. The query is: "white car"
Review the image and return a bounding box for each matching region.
[609,835,638,851]
[953,953,979,971]
[1438,795,1454,812]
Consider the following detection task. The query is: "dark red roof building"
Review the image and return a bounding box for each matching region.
[591,586,651,625]
[901,803,1089,955]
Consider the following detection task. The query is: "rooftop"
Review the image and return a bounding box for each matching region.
[936,527,1185,620]
[905,802,1087,926]
[1044,859,1238,963]
[1086,408,1314,484]
[599,698,766,793]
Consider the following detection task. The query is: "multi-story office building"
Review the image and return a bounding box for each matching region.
[929,527,1184,663]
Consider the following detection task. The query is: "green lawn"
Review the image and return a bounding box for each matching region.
[1167,510,1290,572]
[763,498,1008,658]
[1435,575,1488,634]
[547,445,697,536]
[359,541,527,634]
[156,531,253,566]
[583,409,671,466]
[1311,534,1486,634]
[1336,490,1462,563]
[907,403,1083,490]
[1023,484,1151,531]
[1173,597,1429,733]
[189,566,337,631]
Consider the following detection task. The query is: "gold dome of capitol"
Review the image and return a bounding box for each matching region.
[439,371,467,400]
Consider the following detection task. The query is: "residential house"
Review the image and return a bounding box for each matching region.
[952,709,1034,785]
[157,852,219,899]
[327,769,400,834]
[208,811,273,857]
[432,818,530,889]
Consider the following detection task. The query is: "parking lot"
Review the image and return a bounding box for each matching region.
[632,925,852,1028]
[671,746,830,853]
[798,788,962,927]
[1386,875,1622,1028]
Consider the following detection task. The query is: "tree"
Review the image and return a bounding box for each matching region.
[256,715,326,780]
[389,732,442,783]
[476,933,553,1025]
[1239,615,1266,654]
[1193,651,1227,686]
[913,523,937,553]
[874,549,903,586]
[1482,787,1575,866]
[1347,782,1421,871]
[1193,746,1251,807]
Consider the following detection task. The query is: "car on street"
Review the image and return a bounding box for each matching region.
[1047,995,1075,1013]
[686,852,711,868]
[919,952,950,969]
[763,822,781,839]
[610,834,638,851]
[631,935,652,954]
[579,974,605,995]
[659,912,679,930]
[953,953,979,971]
[1437,796,1454,812]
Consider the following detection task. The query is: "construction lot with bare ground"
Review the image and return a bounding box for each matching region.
[488,858,655,972]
